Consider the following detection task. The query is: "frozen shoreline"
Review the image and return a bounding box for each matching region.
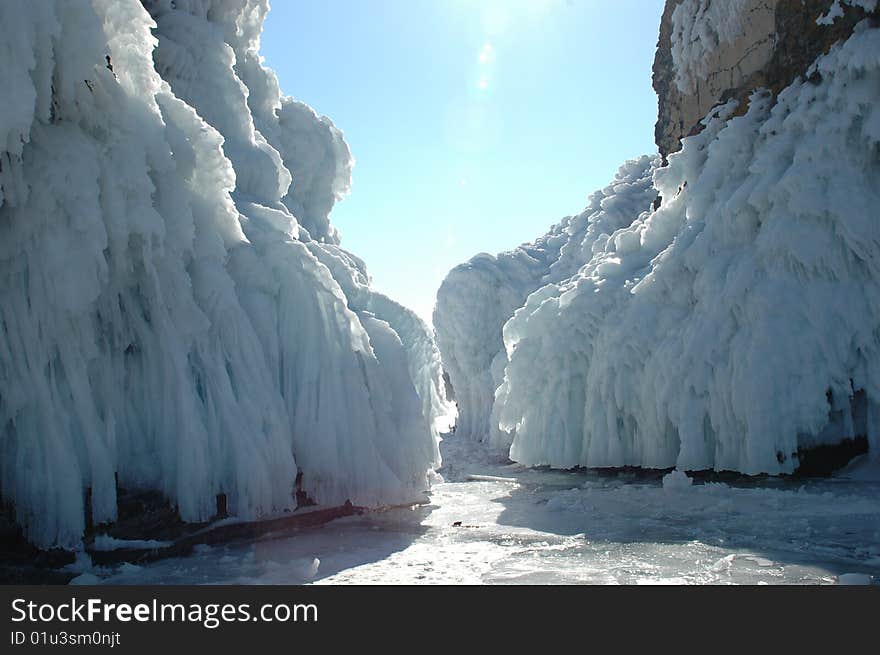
[65,435,880,585]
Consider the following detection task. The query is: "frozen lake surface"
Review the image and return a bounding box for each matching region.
[76,436,880,585]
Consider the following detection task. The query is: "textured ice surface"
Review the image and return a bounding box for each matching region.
[81,436,880,585]
[0,0,448,549]
[434,156,658,446]
[435,24,880,475]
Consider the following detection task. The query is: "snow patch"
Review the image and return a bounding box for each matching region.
[662,469,693,491]
[817,0,877,26]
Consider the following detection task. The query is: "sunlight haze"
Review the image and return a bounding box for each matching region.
[260,0,665,322]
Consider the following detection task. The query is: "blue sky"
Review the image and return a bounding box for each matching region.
[261,0,666,322]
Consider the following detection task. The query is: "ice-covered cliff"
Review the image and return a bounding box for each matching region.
[0,0,450,549]
[434,7,880,474]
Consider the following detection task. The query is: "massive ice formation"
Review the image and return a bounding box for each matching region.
[434,156,659,445]
[0,0,449,549]
[435,21,880,474]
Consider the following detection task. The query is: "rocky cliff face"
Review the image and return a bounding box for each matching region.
[654,0,879,159]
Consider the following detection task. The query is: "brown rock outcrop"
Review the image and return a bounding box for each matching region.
[654,0,878,160]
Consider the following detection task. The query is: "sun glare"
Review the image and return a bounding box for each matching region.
[460,0,560,36]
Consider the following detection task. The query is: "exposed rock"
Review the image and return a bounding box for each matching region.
[0,506,76,584]
[654,0,878,159]
[442,370,456,402]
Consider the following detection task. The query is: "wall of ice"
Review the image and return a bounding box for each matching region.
[434,156,659,446]
[0,0,449,549]
[435,22,880,474]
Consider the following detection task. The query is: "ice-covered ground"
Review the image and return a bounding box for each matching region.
[74,435,880,585]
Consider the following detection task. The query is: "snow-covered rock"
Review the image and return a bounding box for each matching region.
[662,470,693,492]
[654,0,879,158]
[0,0,447,549]
[670,0,754,96]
